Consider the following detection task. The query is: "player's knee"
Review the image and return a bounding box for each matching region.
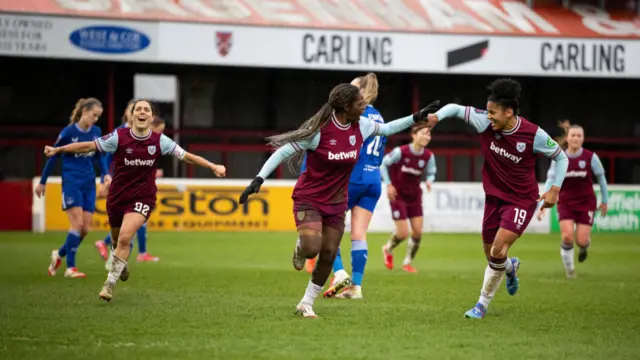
[300,233,322,258]
[117,229,135,247]
[576,235,590,247]
[395,228,409,240]
[410,231,422,242]
[561,231,574,244]
[489,243,509,259]
[319,242,339,264]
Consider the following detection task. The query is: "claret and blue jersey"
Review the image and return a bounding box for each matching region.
[299,105,387,212]
[39,123,109,213]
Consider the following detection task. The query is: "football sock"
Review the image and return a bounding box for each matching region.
[385,234,403,252]
[561,242,575,272]
[351,240,368,286]
[137,223,147,254]
[106,255,127,286]
[103,233,111,246]
[403,236,420,265]
[65,230,82,268]
[478,257,507,309]
[301,280,322,306]
[332,248,345,273]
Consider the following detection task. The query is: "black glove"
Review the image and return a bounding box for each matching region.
[239,176,264,204]
[412,100,441,122]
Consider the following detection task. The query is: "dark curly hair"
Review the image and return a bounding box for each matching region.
[487,78,521,115]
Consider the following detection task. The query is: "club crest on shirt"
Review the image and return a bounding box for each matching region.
[349,135,356,146]
[71,137,79,142]
[296,211,306,221]
[579,160,586,169]
[148,145,156,155]
[516,142,526,153]
[418,159,425,168]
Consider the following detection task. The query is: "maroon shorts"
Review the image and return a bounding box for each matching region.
[558,204,595,226]
[482,196,537,244]
[390,197,422,220]
[107,199,155,228]
[293,202,346,232]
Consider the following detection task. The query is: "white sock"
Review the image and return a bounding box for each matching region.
[403,237,420,265]
[106,255,127,286]
[561,243,575,272]
[300,280,322,306]
[478,261,507,309]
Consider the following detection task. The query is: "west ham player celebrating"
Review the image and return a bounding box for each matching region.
[537,124,608,278]
[304,73,389,300]
[36,98,111,278]
[44,100,226,302]
[380,123,436,273]
[427,79,569,319]
[239,83,440,317]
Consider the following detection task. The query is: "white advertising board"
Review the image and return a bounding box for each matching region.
[2,13,638,78]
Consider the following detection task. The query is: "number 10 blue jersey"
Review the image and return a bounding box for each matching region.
[349,105,386,185]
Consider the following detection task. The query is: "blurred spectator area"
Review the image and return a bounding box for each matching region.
[0,58,638,183]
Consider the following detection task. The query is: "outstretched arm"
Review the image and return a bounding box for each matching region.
[45,141,97,157]
[432,104,492,133]
[160,134,226,177]
[362,115,415,138]
[257,133,321,179]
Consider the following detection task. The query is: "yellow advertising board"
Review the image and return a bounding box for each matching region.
[40,179,296,232]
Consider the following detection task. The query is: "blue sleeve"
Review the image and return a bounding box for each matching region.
[533,128,567,188]
[591,153,608,204]
[360,115,414,138]
[257,133,320,179]
[39,129,67,185]
[380,147,402,184]
[96,153,109,183]
[425,155,437,183]
[435,104,491,133]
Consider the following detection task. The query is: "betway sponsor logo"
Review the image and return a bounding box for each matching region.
[124,158,155,166]
[566,170,588,178]
[328,150,357,160]
[490,142,522,163]
[401,165,423,176]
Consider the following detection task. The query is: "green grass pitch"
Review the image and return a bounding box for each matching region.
[1,232,639,360]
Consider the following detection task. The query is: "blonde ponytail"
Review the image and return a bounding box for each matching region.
[69,97,102,124]
[358,72,379,105]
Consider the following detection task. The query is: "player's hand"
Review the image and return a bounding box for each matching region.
[426,113,439,128]
[537,186,560,209]
[103,175,112,188]
[98,183,108,198]
[412,100,440,122]
[387,184,397,202]
[536,208,546,221]
[44,146,58,157]
[34,184,45,198]
[212,164,226,178]
[598,203,608,217]
[155,169,164,178]
[426,181,432,193]
[239,176,264,204]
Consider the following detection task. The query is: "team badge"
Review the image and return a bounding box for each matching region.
[349,135,356,146]
[148,145,156,155]
[216,31,233,57]
[71,137,79,142]
[296,211,306,221]
[579,160,586,169]
[418,159,425,168]
[516,142,526,153]
[494,133,501,140]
